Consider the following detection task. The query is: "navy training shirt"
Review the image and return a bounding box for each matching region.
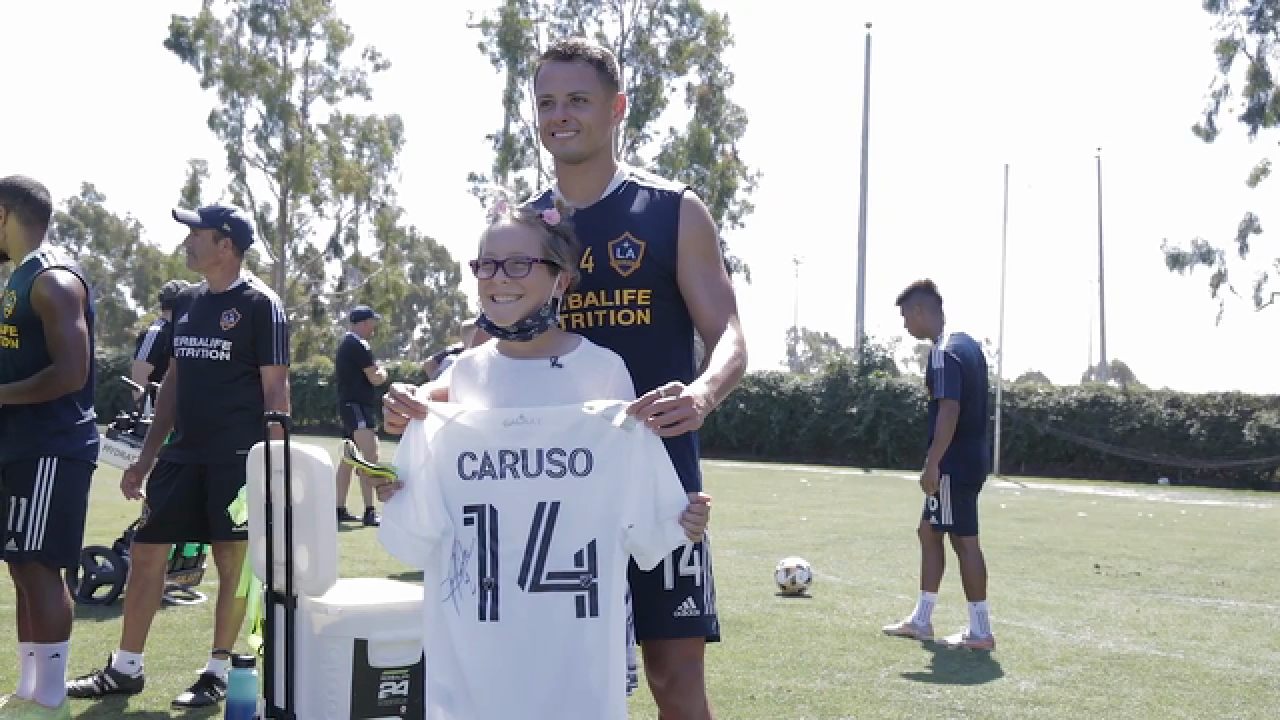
[926,331,989,479]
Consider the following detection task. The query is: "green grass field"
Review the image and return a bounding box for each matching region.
[2,435,1277,718]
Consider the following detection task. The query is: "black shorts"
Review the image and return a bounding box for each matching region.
[922,473,984,537]
[339,402,379,439]
[627,531,720,643]
[1,457,94,569]
[133,458,248,544]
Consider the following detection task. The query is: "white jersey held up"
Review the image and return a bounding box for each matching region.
[380,400,690,720]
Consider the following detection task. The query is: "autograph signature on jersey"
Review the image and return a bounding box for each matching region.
[442,537,477,614]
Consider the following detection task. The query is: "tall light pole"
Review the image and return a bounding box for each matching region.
[854,22,873,359]
[792,255,803,333]
[994,164,1009,477]
[1095,148,1109,383]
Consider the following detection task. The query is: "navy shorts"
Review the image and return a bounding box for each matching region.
[1,457,94,569]
[133,458,248,544]
[628,531,720,643]
[339,402,379,439]
[922,473,984,537]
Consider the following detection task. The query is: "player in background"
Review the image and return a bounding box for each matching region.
[883,279,995,650]
[334,304,388,527]
[384,37,747,720]
[0,175,98,720]
[67,204,291,709]
[130,279,190,410]
[420,317,484,381]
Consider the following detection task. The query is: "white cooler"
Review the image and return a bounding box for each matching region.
[245,441,426,720]
[294,577,426,720]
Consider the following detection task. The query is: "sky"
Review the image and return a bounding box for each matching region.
[2,1,1276,393]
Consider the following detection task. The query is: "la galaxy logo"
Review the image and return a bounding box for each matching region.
[607,233,646,278]
[220,308,242,331]
[2,290,14,319]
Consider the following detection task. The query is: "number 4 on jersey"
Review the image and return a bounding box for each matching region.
[579,247,595,274]
[518,501,600,619]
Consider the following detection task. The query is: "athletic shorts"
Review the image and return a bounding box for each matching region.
[922,473,984,537]
[339,402,379,439]
[627,531,720,643]
[133,458,248,544]
[1,457,94,569]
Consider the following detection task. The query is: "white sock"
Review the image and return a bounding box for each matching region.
[31,641,69,709]
[111,648,145,677]
[16,642,37,699]
[203,654,231,680]
[968,600,992,637]
[911,591,938,625]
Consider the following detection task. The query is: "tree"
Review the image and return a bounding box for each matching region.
[1081,358,1144,389]
[165,0,470,363]
[47,184,197,353]
[468,0,760,278]
[1162,0,1279,320]
[906,341,932,376]
[783,327,850,375]
[164,0,402,304]
[1014,370,1052,386]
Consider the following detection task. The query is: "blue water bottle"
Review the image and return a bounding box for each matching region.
[225,654,259,720]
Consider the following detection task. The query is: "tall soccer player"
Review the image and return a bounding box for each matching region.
[883,279,996,650]
[68,204,291,709]
[0,175,98,720]
[384,37,748,720]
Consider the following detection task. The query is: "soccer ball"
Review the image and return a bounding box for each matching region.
[774,557,813,596]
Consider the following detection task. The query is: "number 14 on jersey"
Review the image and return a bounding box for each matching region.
[461,502,600,622]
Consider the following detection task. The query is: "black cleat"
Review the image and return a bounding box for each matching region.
[67,657,145,698]
[171,671,227,708]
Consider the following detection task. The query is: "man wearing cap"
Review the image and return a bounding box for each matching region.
[129,279,191,412]
[334,304,387,527]
[68,204,291,710]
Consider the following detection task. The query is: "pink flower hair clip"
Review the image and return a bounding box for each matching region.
[541,207,561,226]
[487,197,510,224]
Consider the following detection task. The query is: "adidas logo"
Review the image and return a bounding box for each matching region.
[4,539,17,552]
[672,596,701,618]
[178,313,189,324]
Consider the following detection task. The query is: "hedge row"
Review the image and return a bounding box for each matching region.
[700,359,1280,490]
[93,353,1280,490]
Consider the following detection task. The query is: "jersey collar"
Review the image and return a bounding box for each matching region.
[552,163,629,209]
[17,246,44,268]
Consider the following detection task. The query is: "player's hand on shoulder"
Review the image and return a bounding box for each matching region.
[680,491,711,543]
[382,382,430,434]
[628,381,713,437]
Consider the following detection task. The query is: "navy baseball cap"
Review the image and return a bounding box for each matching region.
[172,204,255,252]
[349,305,380,323]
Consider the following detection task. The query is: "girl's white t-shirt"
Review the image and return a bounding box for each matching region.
[445,336,637,407]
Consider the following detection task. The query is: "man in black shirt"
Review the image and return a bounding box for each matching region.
[130,279,190,411]
[68,204,291,709]
[334,305,387,526]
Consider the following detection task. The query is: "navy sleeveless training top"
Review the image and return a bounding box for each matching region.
[0,246,99,464]
[528,168,702,492]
